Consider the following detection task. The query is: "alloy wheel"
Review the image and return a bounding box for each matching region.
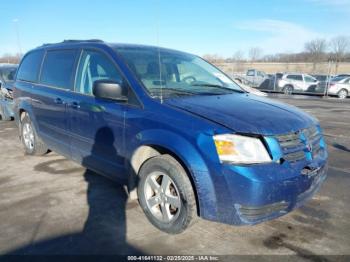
[338,90,347,99]
[144,171,181,223]
[22,123,34,151]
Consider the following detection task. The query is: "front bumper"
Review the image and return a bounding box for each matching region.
[201,150,328,226]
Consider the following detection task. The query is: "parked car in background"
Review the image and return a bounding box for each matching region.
[334,74,350,78]
[276,73,318,94]
[327,76,350,99]
[14,40,327,234]
[0,64,18,120]
[235,69,268,87]
[310,74,333,94]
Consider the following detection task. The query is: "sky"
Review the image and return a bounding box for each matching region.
[1,0,350,58]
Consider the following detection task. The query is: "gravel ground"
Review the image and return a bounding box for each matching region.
[0,94,349,261]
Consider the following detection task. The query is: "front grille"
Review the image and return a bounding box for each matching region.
[275,125,322,163]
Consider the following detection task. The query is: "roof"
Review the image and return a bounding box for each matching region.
[31,39,190,56]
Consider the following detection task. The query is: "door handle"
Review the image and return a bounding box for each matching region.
[54,97,65,104]
[70,101,80,109]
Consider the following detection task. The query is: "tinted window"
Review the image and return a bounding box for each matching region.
[16,51,44,82]
[287,74,302,81]
[314,75,326,81]
[247,70,255,76]
[40,50,78,89]
[331,76,347,82]
[75,50,123,95]
[276,73,283,79]
[304,76,316,82]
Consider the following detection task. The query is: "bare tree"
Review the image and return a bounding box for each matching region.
[248,47,262,62]
[202,54,224,63]
[232,50,244,72]
[304,38,327,71]
[0,53,22,64]
[330,35,350,74]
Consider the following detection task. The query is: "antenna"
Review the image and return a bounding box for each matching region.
[155,0,163,103]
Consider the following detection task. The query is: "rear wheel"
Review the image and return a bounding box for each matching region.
[338,89,348,99]
[137,155,197,234]
[21,113,48,155]
[283,85,293,95]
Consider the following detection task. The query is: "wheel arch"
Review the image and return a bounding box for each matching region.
[128,130,218,219]
[130,144,202,216]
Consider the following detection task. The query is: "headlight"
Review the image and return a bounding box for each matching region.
[213,134,271,164]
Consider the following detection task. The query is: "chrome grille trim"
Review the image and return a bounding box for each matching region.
[275,125,322,163]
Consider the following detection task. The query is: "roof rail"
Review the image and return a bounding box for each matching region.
[62,39,104,43]
[41,39,104,47]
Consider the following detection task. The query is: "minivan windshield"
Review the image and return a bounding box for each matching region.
[114,46,244,98]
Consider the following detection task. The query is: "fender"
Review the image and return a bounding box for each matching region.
[128,128,219,220]
[14,97,39,135]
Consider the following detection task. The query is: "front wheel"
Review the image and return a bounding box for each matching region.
[21,113,48,155]
[283,85,293,95]
[338,89,348,99]
[137,155,197,234]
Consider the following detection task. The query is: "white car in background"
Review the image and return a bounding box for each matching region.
[327,76,350,99]
[277,73,318,94]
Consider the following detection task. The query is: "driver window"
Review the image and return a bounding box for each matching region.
[75,50,123,95]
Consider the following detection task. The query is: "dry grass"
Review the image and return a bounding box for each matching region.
[215,62,350,75]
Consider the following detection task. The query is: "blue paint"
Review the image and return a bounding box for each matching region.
[13,41,328,226]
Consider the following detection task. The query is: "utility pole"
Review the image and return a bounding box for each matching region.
[13,19,22,57]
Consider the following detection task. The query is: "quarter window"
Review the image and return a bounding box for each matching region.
[40,50,78,89]
[16,50,44,82]
[75,50,123,95]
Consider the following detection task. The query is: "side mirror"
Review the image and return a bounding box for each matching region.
[93,80,127,101]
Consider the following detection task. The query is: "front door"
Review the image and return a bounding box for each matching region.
[68,49,127,180]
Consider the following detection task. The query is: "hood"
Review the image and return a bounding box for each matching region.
[166,93,316,136]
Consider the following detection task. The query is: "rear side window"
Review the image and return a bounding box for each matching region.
[16,50,44,82]
[287,75,302,81]
[304,76,316,82]
[40,50,78,89]
[247,70,255,76]
[276,73,283,79]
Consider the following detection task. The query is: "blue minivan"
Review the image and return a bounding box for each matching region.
[14,40,328,234]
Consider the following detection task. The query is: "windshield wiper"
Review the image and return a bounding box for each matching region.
[149,87,197,98]
[191,83,245,94]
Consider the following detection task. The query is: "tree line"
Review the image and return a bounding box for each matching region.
[0,53,22,64]
[203,35,350,73]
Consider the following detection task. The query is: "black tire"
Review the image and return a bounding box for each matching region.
[283,85,293,95]
[337,89,348,99]
[21,113,48,156]
[137,154,197,234]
